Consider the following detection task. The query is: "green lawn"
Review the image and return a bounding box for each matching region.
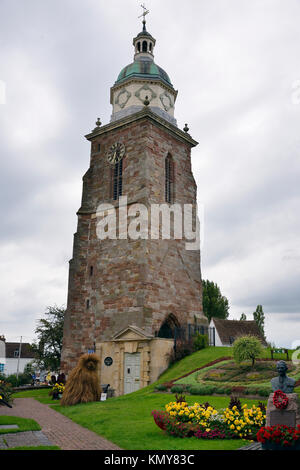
[56,392,262,450]
[155,347,233,385]
[0,415,41,434]
[0,401,61,450]
[5,346,299,451]
[12,387,55,405]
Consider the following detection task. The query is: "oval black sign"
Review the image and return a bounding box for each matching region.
[104,357,113,366]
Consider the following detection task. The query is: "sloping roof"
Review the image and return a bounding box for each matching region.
[112,325,154,341]
[211,318,267,346]
[5,342,36,359]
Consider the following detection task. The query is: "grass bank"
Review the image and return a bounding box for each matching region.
[7,346,299,450]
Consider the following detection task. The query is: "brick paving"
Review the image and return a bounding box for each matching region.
[0,398,121,450]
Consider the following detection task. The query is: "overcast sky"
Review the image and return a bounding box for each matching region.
[0,0,299,349]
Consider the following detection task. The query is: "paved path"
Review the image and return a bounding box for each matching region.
[0,398,121,450]
[238,442,262,450]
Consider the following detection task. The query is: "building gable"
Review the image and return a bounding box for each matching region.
[210,318,267,346]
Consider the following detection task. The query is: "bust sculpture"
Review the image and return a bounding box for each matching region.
[271,360,295,393]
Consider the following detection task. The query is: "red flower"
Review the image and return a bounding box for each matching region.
[273,390,289,409]
[257,425,300,446]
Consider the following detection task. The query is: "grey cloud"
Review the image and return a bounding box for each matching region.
[0,0,300,346]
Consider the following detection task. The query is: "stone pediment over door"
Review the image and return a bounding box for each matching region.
[112,325,154,342]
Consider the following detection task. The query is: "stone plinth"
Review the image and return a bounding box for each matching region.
[266,393,300,427]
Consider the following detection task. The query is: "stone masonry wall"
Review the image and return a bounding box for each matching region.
[60,116,206,373]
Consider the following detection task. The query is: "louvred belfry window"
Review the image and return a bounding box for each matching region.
[111,159,123,200]
[165,154,174,203]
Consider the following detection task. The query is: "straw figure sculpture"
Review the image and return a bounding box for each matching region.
[60,353,101,406]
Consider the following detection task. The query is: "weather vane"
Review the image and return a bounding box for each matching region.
[138,3,149,21]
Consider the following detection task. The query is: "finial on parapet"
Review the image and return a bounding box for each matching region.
[183,123,189,133]
[92,117,102,132]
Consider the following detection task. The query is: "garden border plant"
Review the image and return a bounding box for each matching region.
[160,357,300,398]
[152,395,266,441]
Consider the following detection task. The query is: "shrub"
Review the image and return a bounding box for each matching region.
[170,384,185,394]
[5,372,32,387]
[189,384,216,395]
[0,379,13,407]
[233,335,263,367]
[214,387,225,394]
[168,340,194,365]
[258,388,271,397]
[155,384,167,392]
[192,333,208,351]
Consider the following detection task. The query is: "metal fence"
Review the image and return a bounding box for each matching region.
[174,324,215,351]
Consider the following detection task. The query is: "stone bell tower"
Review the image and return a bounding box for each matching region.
[60,11,207,395]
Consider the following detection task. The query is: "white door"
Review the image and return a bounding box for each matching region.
[124,352,141,394]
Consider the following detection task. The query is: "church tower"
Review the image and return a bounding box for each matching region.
[60,11,208,395]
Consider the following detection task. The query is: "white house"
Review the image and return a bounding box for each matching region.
[0,336,36,376]
[209,318,267,347]
[0,335,5,374]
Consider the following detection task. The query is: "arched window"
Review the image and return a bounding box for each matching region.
[111,159,123,200]
[165,154,174,203]
[142,40,147,52]
[157,314,180,339]
[137,42,141,52]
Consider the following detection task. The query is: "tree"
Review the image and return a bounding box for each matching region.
[233,335,263,367]
[31,305,65,372]
[253,305,265,338]
[202,280,230,323]
[240,313,247,321]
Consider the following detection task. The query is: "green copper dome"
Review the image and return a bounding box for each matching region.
[116,60,173,87]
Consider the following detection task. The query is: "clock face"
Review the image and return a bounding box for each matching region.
[106,142,125,165]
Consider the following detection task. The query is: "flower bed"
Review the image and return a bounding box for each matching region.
[49,383,65,400]
[257,424,300,449]
[0,379,13,407]
[152,399,266,440]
